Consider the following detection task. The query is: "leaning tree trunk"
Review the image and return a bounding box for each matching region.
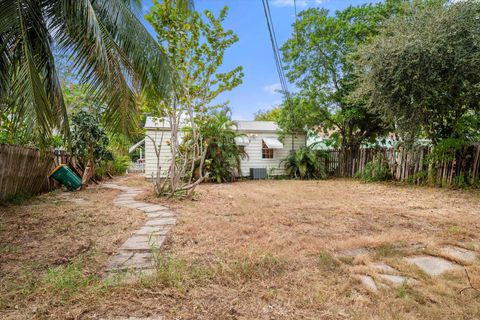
[82,145,95,185]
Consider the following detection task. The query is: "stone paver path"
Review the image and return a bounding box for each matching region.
[405,256,462,276]
[103,183,176,275]
[341,243,477,292]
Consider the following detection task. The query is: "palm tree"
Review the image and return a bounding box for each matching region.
[282,145,327,180]
[0,0,192,144]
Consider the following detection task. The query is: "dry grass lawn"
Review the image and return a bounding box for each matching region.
[1,176,480,319]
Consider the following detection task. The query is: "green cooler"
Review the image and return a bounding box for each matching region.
[49,165,82,191]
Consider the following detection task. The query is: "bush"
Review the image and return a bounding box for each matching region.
[359,154,391,182]
[282,146,327,180]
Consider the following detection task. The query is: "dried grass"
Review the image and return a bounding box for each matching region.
[1,177,480,319]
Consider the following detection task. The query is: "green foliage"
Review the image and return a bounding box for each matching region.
[280,2,407,148]
[355,1,480,144]
[0,0,183,145]
[358,154,391,182]
[318,251,341,271]
[70,111,111,166]
[184,111,246,183]
[3,192,32,205]
[282,145,327,180]
[254,107,282,122]
[146,1,244,114]
[43,262,94,299]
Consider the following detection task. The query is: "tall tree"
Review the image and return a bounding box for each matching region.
[280,0,445,150]
[354,1,480,144]
[146,1,243,197]
[0,0,191,145]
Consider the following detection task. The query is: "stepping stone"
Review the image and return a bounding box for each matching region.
[120,235,166,251]
[441,246,476,264]
[146,212,175,219]
[371,262,397,273]
[124,202,149,209]
[107,251,155,270]
[357,275,378,292]
[135,226,171,236]
[141,205,169,213]
[378,274,416,287]
[146,217,176,226]
[114,200,137,205]
[338,248,370,257]
[406,256,461,276]
[116,195,135,199]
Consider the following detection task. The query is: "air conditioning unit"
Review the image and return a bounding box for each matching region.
[250,168,267,180]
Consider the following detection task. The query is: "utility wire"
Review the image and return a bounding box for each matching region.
[261,0,290,102]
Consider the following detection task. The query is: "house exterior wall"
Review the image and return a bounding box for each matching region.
[144,129,184,178]
[144,128,306,178]
[239,133,305,176]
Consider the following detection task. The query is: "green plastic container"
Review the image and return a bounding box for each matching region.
[49,165,82,191]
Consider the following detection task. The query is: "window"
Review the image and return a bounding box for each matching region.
[262,141,274,159]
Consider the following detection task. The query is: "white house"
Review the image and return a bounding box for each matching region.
[144,117,306,178]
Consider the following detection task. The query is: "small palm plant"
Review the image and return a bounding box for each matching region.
[282,145,327,180]
[183,111,247,183]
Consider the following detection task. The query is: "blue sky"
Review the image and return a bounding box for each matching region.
[140,0,382,120]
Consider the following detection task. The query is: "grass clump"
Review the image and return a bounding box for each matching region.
[227,253,285,280]
[152,253,211,290]
[43,262,96,298]
[318,251,341,271]
[358,154,391,182]
[446,225,467,236]
[374,243,404,258]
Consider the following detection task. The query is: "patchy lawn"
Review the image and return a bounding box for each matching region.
[0,182,146,319]
[1,177,480,319]
[101,178,480,319]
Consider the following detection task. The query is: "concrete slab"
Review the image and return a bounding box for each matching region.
[120,235,166,251]
[146,211,175,219]
[146,217,176,226]
[141,205,169,213]
[357,275,378,292]
[441,246,476,264]
[108,252,155,270]
[124,202,149,209]
[378,274,417,287]
[135,226,171,236]
[371,262,397,274]
[406,256,461,276]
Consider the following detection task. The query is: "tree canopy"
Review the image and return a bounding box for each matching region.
[279,0,446,149]
[0,0,192,146]
[354,1,480,144]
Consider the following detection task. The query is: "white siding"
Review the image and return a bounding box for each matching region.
[239,134,305,176]
[145,128,305,178]
[144,130,184,178]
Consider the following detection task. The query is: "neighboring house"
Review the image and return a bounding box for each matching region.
[144,117,306,178]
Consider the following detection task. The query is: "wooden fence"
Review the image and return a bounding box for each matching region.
[0,144,70,201]
[325,144,480,186]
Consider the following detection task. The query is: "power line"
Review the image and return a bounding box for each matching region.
[261,0,291,102]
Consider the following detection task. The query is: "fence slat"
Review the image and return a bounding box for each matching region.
[324,144,479,186]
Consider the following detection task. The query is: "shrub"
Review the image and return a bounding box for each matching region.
[282,146,327,180]
[359,154,391,182]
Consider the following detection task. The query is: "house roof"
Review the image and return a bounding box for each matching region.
[144,116,189,129]
[145,117,279,133]
[235,120,279,132]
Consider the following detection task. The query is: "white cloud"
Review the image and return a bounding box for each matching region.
[263,83,282,95]
[270,0,325,8]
